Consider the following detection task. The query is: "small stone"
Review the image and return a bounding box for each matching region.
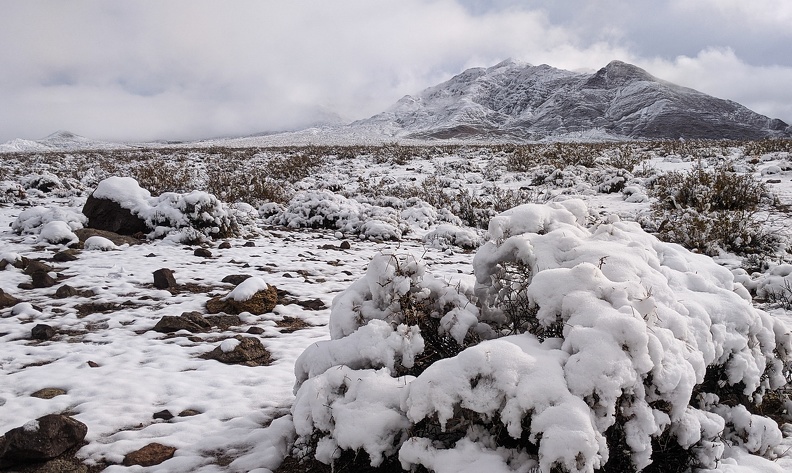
[297,298,327,311]
[201,336,271,366]
[221,274,251,285]
[122,443,176,467]
[86,361,99,368]
[0,288,21,308]
[152,312,210,333]
[243,241,256,247]
[218,241,232,249]
[153,268,178,290]
[246,326,265,335]
[52,249,80,262]
[30,388,68,399]
[339,240,351,250]
[194,248,212,258]
[24,260,54,275]
[0,259,8,271]
[205,285,278,315]
[54,284,78,299]
[153,410,174,420]
[178,409,201,417]
[30,271,57,289]
[31,324,56,340]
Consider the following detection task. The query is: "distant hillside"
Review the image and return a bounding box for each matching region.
[351,59,791,141]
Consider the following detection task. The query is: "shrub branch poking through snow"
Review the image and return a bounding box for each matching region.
[290,200,792,472]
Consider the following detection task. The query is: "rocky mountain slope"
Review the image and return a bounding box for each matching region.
[353,59,791,141]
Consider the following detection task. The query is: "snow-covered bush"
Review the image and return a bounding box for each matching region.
[21,171,65,193]
[11,206,86,235]
[648,164,780,256]
[270,190,408,240]
[290,200,792,473]
[423,224,481,250]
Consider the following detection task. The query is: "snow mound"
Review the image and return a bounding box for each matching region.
[290,200,792,472]
[83,236,118,251]
[38,221,79,245]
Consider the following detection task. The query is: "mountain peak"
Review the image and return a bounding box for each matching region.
[354,59,791,141]
[585,61,657,89]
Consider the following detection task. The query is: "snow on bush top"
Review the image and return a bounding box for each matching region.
[291,199,792,473]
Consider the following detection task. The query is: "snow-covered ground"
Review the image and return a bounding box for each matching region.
[1,141,792,472]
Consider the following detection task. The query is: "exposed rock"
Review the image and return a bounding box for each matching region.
[0,414,87,462]
[31,324,56,340]
[243,241,256,247]
[122,443,176,467]
[246,326,265,335]
[194,248,212,258]
[52,249,80,262]
[30,388,67,399]
[74,228,142,246]
[201,336,271,366]
[86,361,99,368]
[152,312,211,333]
[0,289,20,308]
[218,241,232,249]
[0,259,7,271]
[203,314,242,330]
[206,285,278,315]
[340,240,351,250]
[153,410,174,421]
[54,285,78,299]
[153,268,177,290]
[221,274,251,285]
[24,260,54,275]
[296,298,327,311]
[30,272,57,289]
[81,195,148,235]
[178,409,201,417]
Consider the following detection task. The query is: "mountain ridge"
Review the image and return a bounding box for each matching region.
[353,59,791,141]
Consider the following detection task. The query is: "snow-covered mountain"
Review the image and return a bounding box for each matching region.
[0,130,131,153]
[352,59,792,141]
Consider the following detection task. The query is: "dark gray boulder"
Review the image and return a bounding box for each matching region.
[82,194,148,235]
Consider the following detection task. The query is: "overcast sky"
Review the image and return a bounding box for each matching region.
[1,0,791,143]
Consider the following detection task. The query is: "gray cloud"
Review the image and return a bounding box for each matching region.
[0,0,790,143]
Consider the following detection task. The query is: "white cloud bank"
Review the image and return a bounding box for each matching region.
[0,0,789,143]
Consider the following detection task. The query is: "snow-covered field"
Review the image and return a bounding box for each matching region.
[1,140,792,472]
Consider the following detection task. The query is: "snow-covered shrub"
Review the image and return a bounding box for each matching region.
[11,206,86,235]
[423,224,481,250]
[146,190,237,241]
[0,180,25,203]
[292,251,486,467]
[270,190,408,240]
[290,200,792,473]
[21,171,64,193]
[649,164,780,256]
